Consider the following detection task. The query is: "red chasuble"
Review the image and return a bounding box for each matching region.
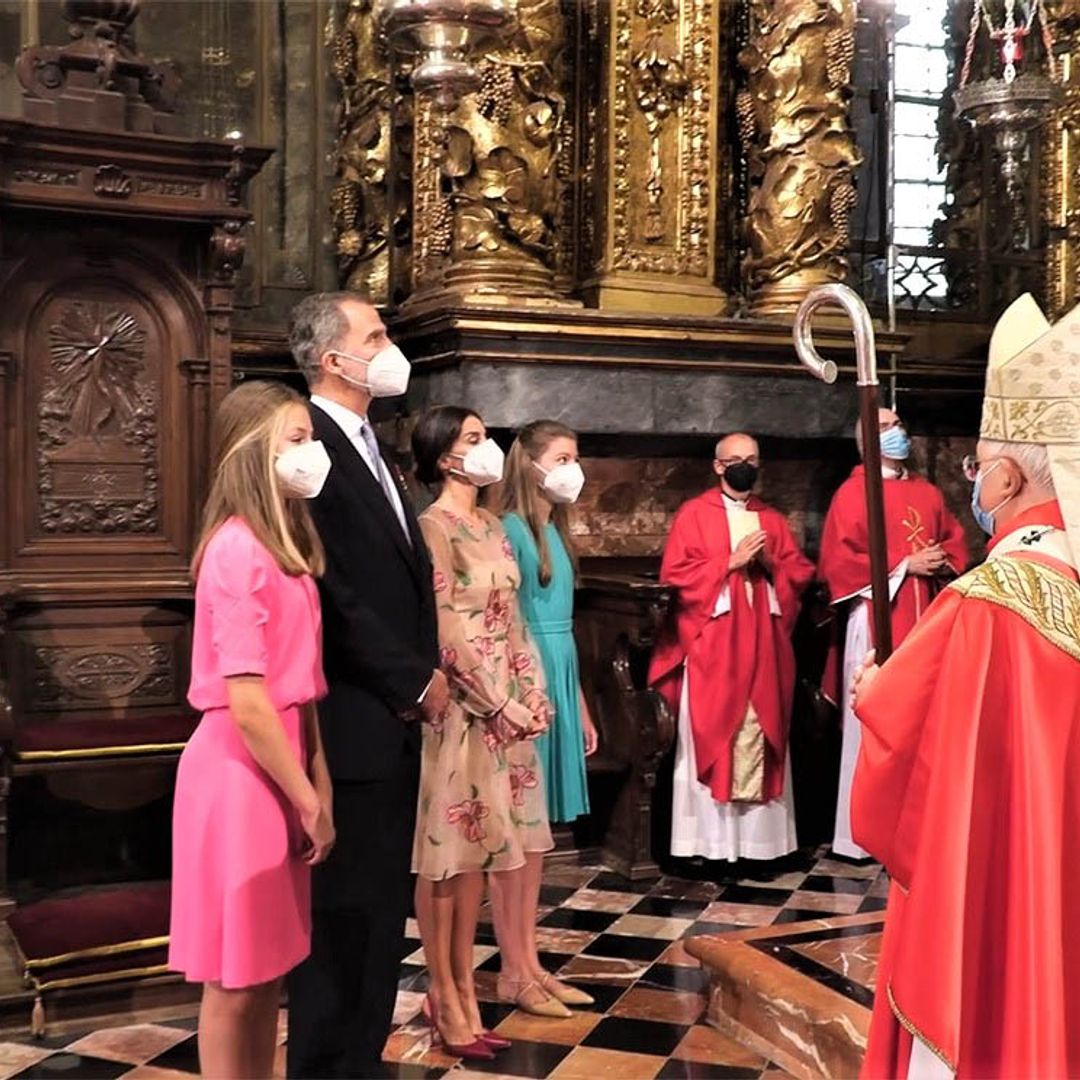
[819,467,968,699]
[852,502,1080,1078]
[648,490,814,803]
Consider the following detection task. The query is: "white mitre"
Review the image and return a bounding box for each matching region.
[981,292,1080,562]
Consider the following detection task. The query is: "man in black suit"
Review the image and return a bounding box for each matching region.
[285,292,447,1079]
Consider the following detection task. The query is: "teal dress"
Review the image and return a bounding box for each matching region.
[502,513,590,823]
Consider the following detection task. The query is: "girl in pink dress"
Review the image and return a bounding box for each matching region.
[169,380,335,1079]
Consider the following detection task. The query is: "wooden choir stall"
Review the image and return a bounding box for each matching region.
[0,0,267,1031]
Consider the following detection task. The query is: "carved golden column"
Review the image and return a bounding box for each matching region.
[738,0,860,319]
[1044,1,1080,319]
[366,0,574,309]
[584,0,730,316]
[329,0,395,304]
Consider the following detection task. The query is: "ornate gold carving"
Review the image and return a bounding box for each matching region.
[1044,2,1080,318]
[586,0,728,314]
[630,0,688,243]
[431,0,570,303]
[411,92,447,292]
[330,0,393,300]
[38,301,158,535]
[31,644,176,709]
[359,0,572,305]
[739,0,861,318]
[951,556,1080,663]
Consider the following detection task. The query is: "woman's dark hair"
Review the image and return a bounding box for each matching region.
[412,404,482,486]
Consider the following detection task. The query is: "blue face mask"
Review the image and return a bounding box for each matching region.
[971,460,1009,536]
[879,426,911,461]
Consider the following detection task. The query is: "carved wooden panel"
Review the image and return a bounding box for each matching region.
[10,605,190,722]
[1,224,203,568]
[30,644,176,713]
[38,300,158,536]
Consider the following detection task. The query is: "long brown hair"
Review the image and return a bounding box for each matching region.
[192,380,325,578]
[500,420,579,586]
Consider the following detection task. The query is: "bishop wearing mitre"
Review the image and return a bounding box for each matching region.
[851,294,1080,1078]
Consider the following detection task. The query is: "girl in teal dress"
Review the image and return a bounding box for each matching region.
[500,421,597,824]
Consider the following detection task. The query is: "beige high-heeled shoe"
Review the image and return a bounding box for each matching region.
[538,971,595,1007]
[496,976,573,1019]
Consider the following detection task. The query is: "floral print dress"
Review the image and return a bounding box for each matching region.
[414,505,554,881]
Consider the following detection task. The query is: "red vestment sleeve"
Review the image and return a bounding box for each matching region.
[659,502,731,603]
[935,493,969,575]
[850,588,963,886]
[852,564,1080,1076]
[818,478,875,602]
[647,500,730,694]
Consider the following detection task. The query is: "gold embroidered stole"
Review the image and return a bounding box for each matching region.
[949,555,1080,663]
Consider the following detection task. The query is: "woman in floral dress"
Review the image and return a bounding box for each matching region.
[412,406,566,1055]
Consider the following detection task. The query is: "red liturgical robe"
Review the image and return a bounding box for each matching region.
[649,490,814,804]
[820,467,968,634]
[852,502,1080,1078]
[819,468,968,700]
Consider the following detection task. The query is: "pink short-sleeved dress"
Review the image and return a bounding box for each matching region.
[168,516,326,989]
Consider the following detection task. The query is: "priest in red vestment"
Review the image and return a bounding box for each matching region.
[649,433,814,862]
[851,292,1080,1079]
[819,409,968,857]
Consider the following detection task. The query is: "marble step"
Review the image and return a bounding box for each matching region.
[685,912,884,1079]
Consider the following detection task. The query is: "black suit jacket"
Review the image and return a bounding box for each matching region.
[307,403,438,782]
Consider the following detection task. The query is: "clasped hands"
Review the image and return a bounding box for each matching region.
[484,693,550,749]
[510,690,552,742]
[420,665,550,744]
[729,529,771,572]
[908,542,950,577]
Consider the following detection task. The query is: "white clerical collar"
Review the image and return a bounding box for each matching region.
[310,393,367,440]
[722,492,752,510]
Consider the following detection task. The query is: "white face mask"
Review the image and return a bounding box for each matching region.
[535,460,585,505]
[275,439,331,499]
[451,438,504,487]
[336,344,411,398]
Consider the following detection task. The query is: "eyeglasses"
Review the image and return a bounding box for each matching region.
[962,455,1001,482]
[717,456,760,467]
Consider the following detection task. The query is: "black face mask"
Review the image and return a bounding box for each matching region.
[723,462,758,493]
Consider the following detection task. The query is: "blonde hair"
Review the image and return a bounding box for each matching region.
[192,380,325,579]
[501,420,579,586]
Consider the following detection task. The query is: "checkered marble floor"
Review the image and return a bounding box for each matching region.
[0,847,888,1080]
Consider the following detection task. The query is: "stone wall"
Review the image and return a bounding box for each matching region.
[566,434,982,565]
[390,413,983,568]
